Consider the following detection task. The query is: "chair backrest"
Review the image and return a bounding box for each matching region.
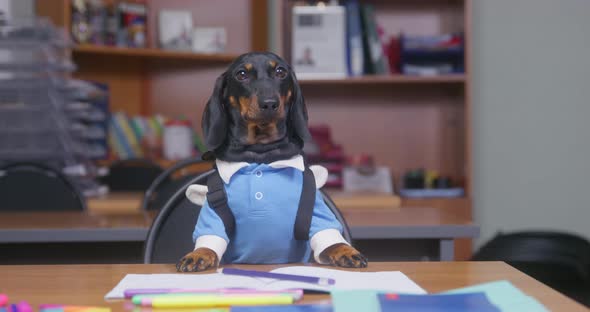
[100,158,163,192]
[472,231,590,285]
[143,170,352,264]
[0,162,86,211]
[141,157,209,211]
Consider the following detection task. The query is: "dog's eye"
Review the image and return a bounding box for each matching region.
[235,70,248,81]
[275,67,288,79]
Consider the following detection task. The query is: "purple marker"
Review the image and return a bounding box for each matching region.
[219,268,336,286]
[125,288,303,299]
[16,302,31,312]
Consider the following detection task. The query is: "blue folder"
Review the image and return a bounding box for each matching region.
[378,293,501,312]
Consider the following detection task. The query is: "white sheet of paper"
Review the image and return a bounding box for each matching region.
[105,266,426,299]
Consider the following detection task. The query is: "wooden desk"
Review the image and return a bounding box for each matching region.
[0,211,154,243]
[0,262,586,312]
[0,205,476,261]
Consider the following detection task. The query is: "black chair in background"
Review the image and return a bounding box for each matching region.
[100,158,163,192]
[140,157,211,211]
[143,169,352,264]
[0,162,86,211]
[472,231,590,307]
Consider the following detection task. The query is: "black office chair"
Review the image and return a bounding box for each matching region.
[143,169,352,264]
[140,157,211,211]
[472,231,590,306]
[100,158,164,192]
[0,162,86,211]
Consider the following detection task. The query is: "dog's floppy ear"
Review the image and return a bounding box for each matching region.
[202,72,228,151]
[289,71,312,145]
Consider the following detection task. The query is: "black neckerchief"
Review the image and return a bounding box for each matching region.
[208,135,302,164]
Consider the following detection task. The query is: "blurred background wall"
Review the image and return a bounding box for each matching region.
[472,0,590,246]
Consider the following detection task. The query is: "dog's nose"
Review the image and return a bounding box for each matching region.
[259,98,279,111]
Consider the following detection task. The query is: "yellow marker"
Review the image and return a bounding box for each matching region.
[149,294,293,308]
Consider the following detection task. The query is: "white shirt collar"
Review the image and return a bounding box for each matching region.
[215,155,305,184]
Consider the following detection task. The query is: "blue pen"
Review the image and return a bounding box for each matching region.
[10,304,17,312]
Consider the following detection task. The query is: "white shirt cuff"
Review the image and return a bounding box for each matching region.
[194,235,228,263]
[310,229,350,264]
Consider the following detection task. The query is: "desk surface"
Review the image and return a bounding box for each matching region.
[0,262,586,311]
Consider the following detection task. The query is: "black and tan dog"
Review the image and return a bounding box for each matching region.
[177,52,367,272]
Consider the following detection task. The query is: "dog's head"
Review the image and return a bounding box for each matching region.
[202,52,311,161]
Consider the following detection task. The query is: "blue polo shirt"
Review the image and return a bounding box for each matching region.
[192,163,343,264]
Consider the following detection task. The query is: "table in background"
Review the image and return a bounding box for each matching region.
[0,192,477,263]
[0,262,586,312]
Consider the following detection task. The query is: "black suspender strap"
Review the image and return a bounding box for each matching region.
[294,166,316,240]
[206,170,236,237]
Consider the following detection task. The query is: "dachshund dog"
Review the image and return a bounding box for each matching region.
[177,52,367,272]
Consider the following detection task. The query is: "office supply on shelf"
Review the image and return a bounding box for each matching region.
[378,293,501,312]
[442,280,549,312]
[231,304,332,312]
[220,268,335,286]
[125,288,303,300]
[105,266,425,299]
[0,294,7,307]
[134,293,293,308]
[292,5,347,79]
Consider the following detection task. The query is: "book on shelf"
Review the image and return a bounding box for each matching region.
[359,4,390,75]
[344,0,365,77]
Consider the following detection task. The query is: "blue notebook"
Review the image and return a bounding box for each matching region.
[231,305,332,312]
[378,293,501,312]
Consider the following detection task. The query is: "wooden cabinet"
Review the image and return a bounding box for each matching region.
[277,0,473,258]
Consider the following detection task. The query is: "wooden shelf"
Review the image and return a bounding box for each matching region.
[73,45,239,62]
[298,74,466,85]
[96,158,213,170]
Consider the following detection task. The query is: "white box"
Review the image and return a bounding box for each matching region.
[192,27,226,53]
[292,5,347,79]
[158,10,193,51]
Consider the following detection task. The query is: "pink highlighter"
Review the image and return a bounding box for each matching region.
[0,294,8,307]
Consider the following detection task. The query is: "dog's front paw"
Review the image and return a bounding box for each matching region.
[320,243,368,268]
[176,247,218,272]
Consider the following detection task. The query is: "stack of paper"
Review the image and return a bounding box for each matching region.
[105,266,425,299]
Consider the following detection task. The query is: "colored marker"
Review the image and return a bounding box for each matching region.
[144,294,293,308]
[219,268,336,286]
[124,288,303,300]
[0,294,7,307]
[16,302,31,312]
[133,291,302,307]
[39,305,110,312]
